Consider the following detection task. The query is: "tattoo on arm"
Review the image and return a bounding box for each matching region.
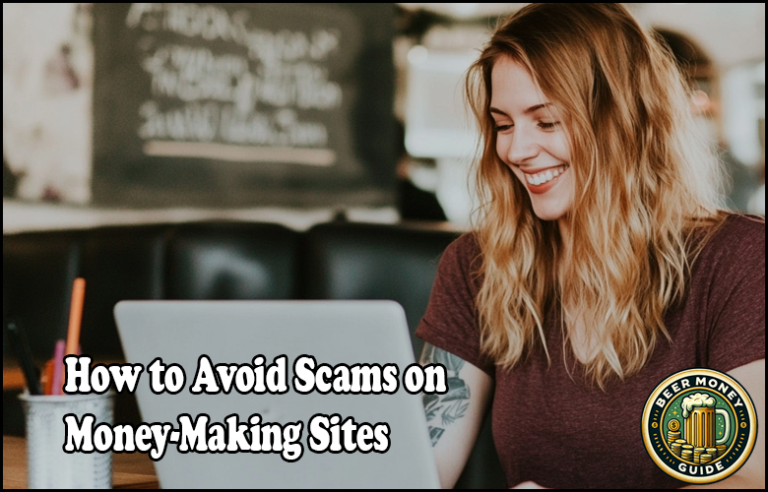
[421,344,471,447]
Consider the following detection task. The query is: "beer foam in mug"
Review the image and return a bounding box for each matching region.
[681,393,716,418]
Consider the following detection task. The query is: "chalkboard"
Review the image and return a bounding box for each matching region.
[92,3,396,208]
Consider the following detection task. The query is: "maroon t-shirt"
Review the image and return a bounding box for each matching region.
[416,214,765,489]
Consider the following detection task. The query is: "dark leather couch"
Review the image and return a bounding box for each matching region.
[3,221,505,488]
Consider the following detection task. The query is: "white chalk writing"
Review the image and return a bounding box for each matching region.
[128,3,342,152]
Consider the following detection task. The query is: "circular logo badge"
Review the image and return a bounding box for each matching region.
[642,368,758,484]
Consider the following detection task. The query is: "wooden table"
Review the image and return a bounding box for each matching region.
[2,436,159,489]
[3,363,26,391]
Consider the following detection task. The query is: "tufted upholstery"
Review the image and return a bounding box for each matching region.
[304,222,459,359]
[3,231,81,356]
[79,225,169,357]
[166,223,300,301]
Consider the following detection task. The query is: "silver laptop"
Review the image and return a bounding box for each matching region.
[114,300,440,489]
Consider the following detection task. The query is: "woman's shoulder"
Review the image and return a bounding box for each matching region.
[429,232,485,301]
[687,214,765,373]
[693,213,765,282]
[440,232,483,280]
[446,231,480,256]
[698,213,764,261]
[444,231,482,261]
[712,213,763,241]
[418,231,490,373]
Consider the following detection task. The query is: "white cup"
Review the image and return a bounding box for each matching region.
[19,392,114,489]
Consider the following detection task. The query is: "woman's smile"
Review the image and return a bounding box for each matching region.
[520,163,570,194]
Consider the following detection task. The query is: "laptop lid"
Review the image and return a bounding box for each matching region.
[114,300,440,489]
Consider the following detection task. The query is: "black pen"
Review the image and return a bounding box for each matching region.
[5,318,43,395]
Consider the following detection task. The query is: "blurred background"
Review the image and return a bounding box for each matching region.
[2,5,764,488]
[2,3,764,231]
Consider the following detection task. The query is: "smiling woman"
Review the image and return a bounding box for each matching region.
[415,3,764,489]
[489,60,574,222]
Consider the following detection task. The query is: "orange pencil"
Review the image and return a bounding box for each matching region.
[42,359,55,395]
[65,278,86,356]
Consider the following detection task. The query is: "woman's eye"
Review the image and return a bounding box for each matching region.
[494,123,513,132]
[538,121,560,130]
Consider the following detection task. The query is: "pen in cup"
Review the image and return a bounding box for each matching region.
[65,277,86,357]
[42,359,54,395]
[51,340,66,396]
[53,277,86,395]
[5,318,43,395]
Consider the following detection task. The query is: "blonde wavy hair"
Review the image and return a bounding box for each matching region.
[467,3,726,388]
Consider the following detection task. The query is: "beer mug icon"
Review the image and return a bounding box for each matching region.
[681,393,731,449]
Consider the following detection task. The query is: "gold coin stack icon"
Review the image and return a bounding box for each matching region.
[671,442,683,457]
[700,454,713,465]
[681,444,694,462]
[716,445,727,458]
[667,419,680,446]
[706,447,718,460]
[667,419,681,445]
[667,431,681,445]
[693,447,706,464]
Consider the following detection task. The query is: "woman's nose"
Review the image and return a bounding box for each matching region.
[506,125,539,165]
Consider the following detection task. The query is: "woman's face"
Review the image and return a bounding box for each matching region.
[491,57,574,222]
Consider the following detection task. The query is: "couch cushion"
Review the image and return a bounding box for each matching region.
[3,231,82,358]
[303,222,459,359]
[79,225,169,358]
[166,222,300,300]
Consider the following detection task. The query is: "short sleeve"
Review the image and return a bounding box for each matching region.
[415,233,494,376]
[705,215,766,372]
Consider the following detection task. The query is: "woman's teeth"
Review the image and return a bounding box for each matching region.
[525,164,569,186]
